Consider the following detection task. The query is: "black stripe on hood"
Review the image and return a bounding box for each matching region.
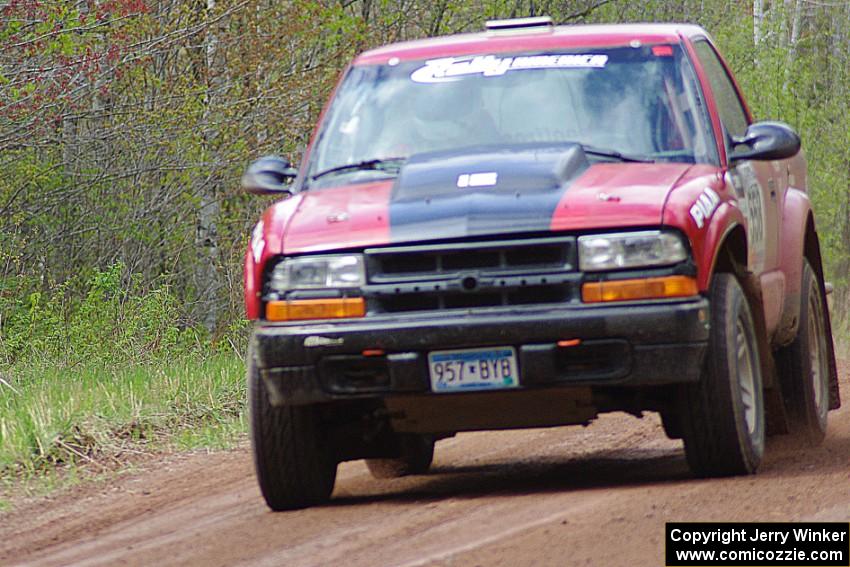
[389,143,589,243]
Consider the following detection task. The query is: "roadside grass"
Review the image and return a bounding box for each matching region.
[0,264,252,503]
[0,354,246,491]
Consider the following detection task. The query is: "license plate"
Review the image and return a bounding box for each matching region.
[428,347,519,393]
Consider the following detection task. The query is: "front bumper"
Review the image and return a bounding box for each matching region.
[252,298,711,406]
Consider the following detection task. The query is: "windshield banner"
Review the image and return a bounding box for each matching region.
[410,54,609,83]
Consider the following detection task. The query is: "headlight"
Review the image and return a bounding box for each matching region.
[268,254,365,292]
[578,231,688,272]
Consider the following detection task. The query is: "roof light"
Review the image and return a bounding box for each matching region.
[485,16,553,32]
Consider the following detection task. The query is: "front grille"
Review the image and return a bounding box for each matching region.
[364,236,580,313]
[367,236,576,282]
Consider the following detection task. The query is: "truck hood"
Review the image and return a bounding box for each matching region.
[280,146,693,254]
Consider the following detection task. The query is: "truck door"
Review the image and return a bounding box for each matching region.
[691,39,781,275]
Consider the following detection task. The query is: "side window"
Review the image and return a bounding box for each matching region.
[693,40,749,139]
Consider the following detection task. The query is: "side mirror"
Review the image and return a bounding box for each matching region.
[729,121,801,163]
[242,155,298,195]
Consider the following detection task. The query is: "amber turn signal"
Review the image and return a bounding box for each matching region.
[582,275,699,303]
[266,297,366,321]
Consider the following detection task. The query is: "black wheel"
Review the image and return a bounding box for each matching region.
[248,345,337,510]
[778,260,829,444]
[680,273,765,476]
[365,434,435,479]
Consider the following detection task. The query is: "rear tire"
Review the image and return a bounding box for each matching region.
[248,345,337,510]
[680,273,765,477]
[366,434,435,479]
[778,260,829,444]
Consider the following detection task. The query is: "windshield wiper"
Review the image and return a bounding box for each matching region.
[311,157,407,181]
[580,144,655,163]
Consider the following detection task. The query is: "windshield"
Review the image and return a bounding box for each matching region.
[308,44,716,185]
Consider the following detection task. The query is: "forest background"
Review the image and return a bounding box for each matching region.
[0,0,848,481]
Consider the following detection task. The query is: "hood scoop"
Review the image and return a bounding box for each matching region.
[389,143,590,241]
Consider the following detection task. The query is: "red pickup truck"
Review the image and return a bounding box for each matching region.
[241,18,839,511]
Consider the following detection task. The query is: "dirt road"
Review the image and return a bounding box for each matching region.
[2,362,849,567]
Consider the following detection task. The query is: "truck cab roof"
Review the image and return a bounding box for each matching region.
[355,22,711,65]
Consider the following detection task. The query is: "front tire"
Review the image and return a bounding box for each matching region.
[778,260,829,444]
[248,345,337,510]
[680,273,765,476]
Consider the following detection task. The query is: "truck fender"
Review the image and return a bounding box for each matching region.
[243,196,303,319]
[665,180,786,426]
[661,173,746,292]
